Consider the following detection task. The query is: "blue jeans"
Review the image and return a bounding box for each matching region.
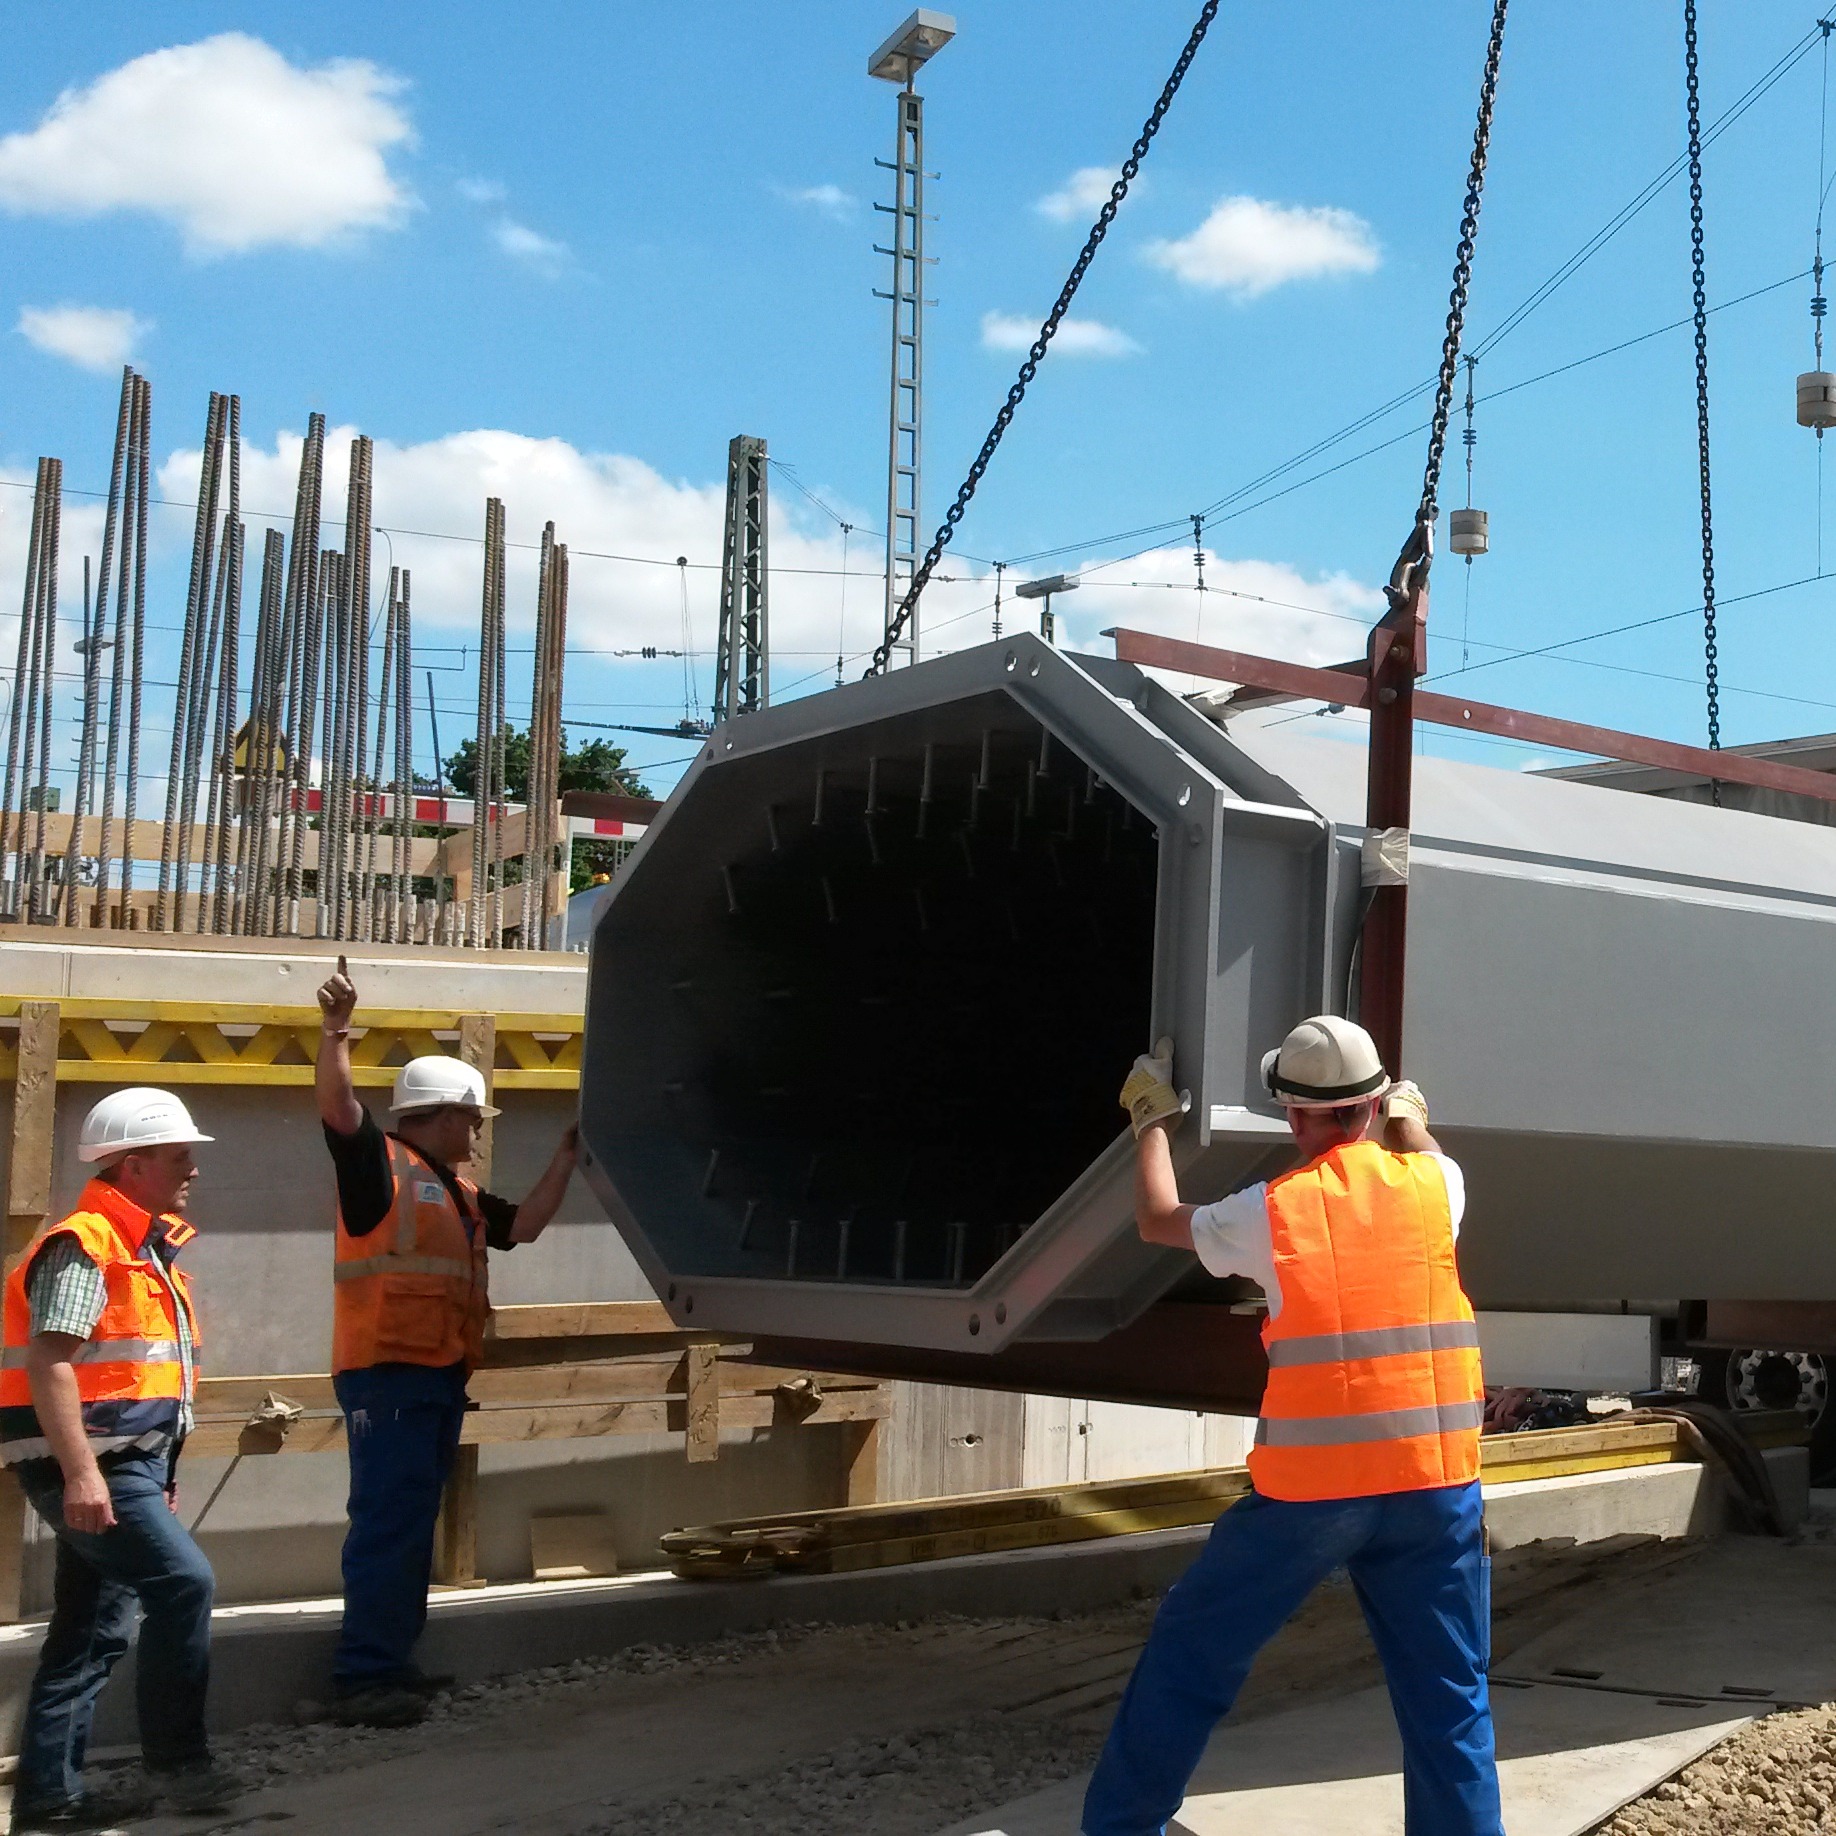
[1083,1481,1500,1836]
[15,1449,215,1813]
[333,1362,467,1690]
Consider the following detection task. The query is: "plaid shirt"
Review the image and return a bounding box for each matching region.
[27,1232,197,1439]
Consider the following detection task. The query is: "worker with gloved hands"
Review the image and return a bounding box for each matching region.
[1,1089,241,1830]
[314,956,579,1730]
[1086,1018,1499,1836]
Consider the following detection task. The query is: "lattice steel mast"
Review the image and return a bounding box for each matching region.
[870,11,954,669]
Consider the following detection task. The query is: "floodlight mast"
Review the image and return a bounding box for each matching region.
[870,11,955,670]
[1014,573,1077,646]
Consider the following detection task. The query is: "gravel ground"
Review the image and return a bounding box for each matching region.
[1598,1706,1836,1836]
[58,1535,1703,1835]
[584,1715,1101,1836]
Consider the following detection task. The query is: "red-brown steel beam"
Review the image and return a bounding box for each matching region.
[559,791,666,825]
[1110,628,1836,808]
[1359,579,1427,1071]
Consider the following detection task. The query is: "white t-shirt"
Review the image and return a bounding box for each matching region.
[1188,1154,1465,1322]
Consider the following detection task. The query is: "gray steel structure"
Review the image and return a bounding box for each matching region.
[713,436,769,722]
[579,636,1836,1405]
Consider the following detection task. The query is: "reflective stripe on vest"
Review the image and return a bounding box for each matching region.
[331,1139,490,1374]
[1249,1140,1483,1504]
[1263,1320,1481,1370]
[0,1186,199,1463]
[1255,1400,1487,1447]
[0,1337,181,1370]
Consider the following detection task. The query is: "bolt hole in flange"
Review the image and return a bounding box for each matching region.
[589,692,1159,1296]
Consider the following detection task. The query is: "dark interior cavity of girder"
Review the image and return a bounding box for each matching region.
[586,697,1159,1290]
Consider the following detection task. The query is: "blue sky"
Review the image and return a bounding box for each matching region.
[5,2,1836,798]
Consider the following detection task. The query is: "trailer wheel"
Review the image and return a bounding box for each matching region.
[1696,1347,1835,1482]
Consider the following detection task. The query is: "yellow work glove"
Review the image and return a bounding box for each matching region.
[1382,1079,1430,1130]
[1120,1037,1185,1138]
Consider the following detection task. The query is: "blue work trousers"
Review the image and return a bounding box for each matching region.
[1083,1480,1501,1836]
[332,1362,467,1690]
[14,1450,215,1815]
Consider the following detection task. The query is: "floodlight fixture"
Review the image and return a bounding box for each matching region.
[869,9,957,84]
[1013,575,1078,600]
[1014,574,1078,646]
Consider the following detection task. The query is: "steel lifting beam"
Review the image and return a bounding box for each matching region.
[1111,621,1836,1075]
[1109,629,1836,808]
[1360,579,1427,1072]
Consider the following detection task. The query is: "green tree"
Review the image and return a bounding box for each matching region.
[445,725,653,891]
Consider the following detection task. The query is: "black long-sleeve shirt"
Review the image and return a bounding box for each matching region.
[322,1109,518,1249]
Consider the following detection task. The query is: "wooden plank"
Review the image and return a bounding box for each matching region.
[5,1003,59,1263]
[1110,628,1836,807]
[196,1358,878,1414]
[0,998,582,1031]
[458,1015,496,1188]
[487,1301,679,1340]
[685,1344,720,1464]
[845,1418,883,1507]
[435,1443,481,1586]
[0,1000,57,1623]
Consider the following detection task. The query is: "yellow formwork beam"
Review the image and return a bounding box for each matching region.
[0,998,583,1091]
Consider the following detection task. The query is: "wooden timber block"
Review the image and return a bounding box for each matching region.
[433,1443,484,1589]
[530,1511,618,1581]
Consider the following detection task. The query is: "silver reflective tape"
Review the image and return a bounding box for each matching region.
[0,1430,165,1466]
[333,1254,471,1283]
[73,1338,180,1365]
[1255,1399,1486,1448]
[1265,1320,1481,1371]
[0,1338,180,1370]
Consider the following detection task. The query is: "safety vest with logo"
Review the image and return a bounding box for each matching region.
[0,1180,200,1466]
[333,1138,490,1374]
[1250,1140,1483,1503]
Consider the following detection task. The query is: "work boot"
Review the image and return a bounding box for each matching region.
[330,1683,427,1728]
[149,1758,241,1815]
[399,1666,456,1698]
[10,1779,155,1832]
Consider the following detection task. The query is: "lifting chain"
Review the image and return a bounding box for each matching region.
[1685,0,1722,794]
[1389,0,1511,607]
[867,0,1222,676]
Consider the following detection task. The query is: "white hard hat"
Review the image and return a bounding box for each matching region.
[78,1088,214,1165]
[1261,1015,1391,1109]
[390,1055,501,1118]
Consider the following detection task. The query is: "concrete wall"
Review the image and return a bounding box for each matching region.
[2,933,1258,1615]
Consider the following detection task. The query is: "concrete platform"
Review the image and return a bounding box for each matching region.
[942,1680,1751,1836]
[0,1444,1798,1758]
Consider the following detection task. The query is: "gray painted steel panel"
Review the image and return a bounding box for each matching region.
[579,635,1836,1360]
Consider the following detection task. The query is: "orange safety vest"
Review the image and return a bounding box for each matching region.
[1250,1140,1483,1503]
[0,1179,200,1465]
[332,1138,490,1375]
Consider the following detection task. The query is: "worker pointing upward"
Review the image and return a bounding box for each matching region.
[1083,1016,1499,1836]
[314,956,577,1729]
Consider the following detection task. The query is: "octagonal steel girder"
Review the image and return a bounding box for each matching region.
[578,635,1329,1356]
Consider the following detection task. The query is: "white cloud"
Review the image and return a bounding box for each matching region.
[135,426,1378,774]
[0,33,413,255]
[491,217,569,275]
[1052,548,1383,681]
[1035,166,1130,223]
[1145,195,1380,300]
[774,183,856,221]
[17,304,148,371]
[980,311,1140,359]
[155,429,994,681]
[456,176,506,206]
